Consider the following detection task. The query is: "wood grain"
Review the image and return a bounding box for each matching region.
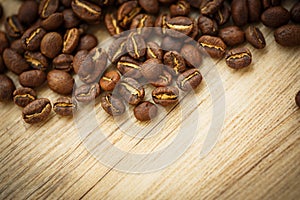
[0,0,300,199]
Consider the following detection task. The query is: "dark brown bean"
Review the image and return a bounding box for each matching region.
[13,87,37,107]
[176,68,202,91]
[108,36,127,63]
[225,47,252,69]
[104,12,124,36]
[117,77,145,105]
[130,14,154,38]
[126,33,146,60]
[291,2,300,23]
[161,36,183,52]
[261,6,290,28]
[213,2,231,26]
[5,15,24,38]
[63,9,81,29]
[180,44,202,68]
[10,39,25,55]
[53,97,77,116]
[138,0,159,14]
[274,24,300,46]
[245,26,266,49]
[150,70,172,87]
[101,93,126,116]
[141,58,163,81]
[22,98,52,124]
[0,31,9,54]
[0,56,5,74]
[53,54,73,71]
[117,56,142,79]
[166,16,193,38]
[99,70,121,91]
[18,0,38,25]
[146,42,163,60]
[200,0,224,15]
[164,51,186,75]
[219,26,245,47]
[247,0,262,22]
[3,48,30,75]
[198,35,227,59]
[39,0,59,18]
[73,50,88,74]
[152,86,179,106]
[296,91,300,108]
[231,0,248,26]
[155,13,170,35]
[134,101,158,121]
[63,28,80,54]
[198,15,218,36]
[75,83,101,103]
[47,70,74,94]
[77,34,98,51]
[41,13,64,31]
[117,1,141,28]
[60,0,72,7]
[40,32,63,59]
[19,70,46,88]
[24,51,49,71]
[262,0,281,10]
[158,0,176,4]
[187,18,199,40]
[21,27,47,51]
[71,0,102,24]
[0,74,16,102]
[170,0,190,17]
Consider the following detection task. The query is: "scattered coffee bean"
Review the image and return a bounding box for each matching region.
[53,97,77,116]
[213,2,230,26]
[39,0,59,19]
[141,58,163,81]
[198,35,227,59]
[245,26,266,49]
[146,42,163,60]
[130,14,154,38]
[0,31,9,54]
[72,0,102,24]
[177,69,202,91]
[100,70,121,91]
[41,12,64,31]
[73,50,88,74]
[231,0,248,26]
[225,47,252,69]
[152,86,179,106]
[75,83,101,103]
[274,24,300,46]
[291,2,300,23]
[150,70,172,87]
[296,91,300,108]
[18,0,38,25]
[47,70,74,94]
[105,12,124,36]
[77,34,98,51]
[100,93,126,116]
[198,15,218,36]
[117,56,142,79]
[63,28,80,54]
[134,101,158,121]
[63,9,81,29]
[261,6,290,28]
[21,27,47,51]
[155,13,170,35]
[170,0,190,17]
[180,44,202,68]
[138,0,159,14]
[247,0,262,22]
[3,48,30,75]
[19,70,47,88]
[22,98,52,124]
[117,77,145,105]
[200,0,224,15]
[53,54,73,71]
[40,32,63,59]
[164,51,186,75]
[126,32,146,60]
[5,15,24,38]
[24,51,49,71]
[166,16,193,38]
[13,87,37,107]
[0,74,16,102]
[117,1,141,28]
[108,36,127,63]
[10,39,25,54]
[219,26,245,47]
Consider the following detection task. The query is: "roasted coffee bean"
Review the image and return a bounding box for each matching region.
[10,39,25,54]
[61,0,72,7]
[245,26,266,49]
[77,34,98,51]
[161,36,183,52]
[100,70,121,91]
[139,0,159,14]
[213,2,231,26]
[75,83,101,103]
[39,0,59,18]
[146,42,163,60]
[21,27,46,51]
[63,28,80,54]
[13,87,37,107]
[108,36,127,63]
[176,68,202,91]
[73,50,88,74]
[24,51,49,71]
[130,14,154,38]
[22,98,52,124]
[18,0,38,25]
[63,9,81,29]
[101,93,126,116]
[41,13,64,31]
[141,58,163,81]
[3,48,30,75]
[71,0,101,24]
[5,15,24,38]
[53,54,73,71]
[0,31,9,54]
[47,70,74,94]
[134,101,157,121]
[155,13,170,35]
[225,47,252,69]
[117,56,142,79]
[231,0,248,26]
[40,32,63,59]
[262,0,281,9]
[152,86,179,106]
[0,74,16,102]
[274,25,300,46]
[170,0,190,17]
[105,12,124,36]
[198,35,227,59]
[291,2,300,23]
[261,6,290,28]
[78,47,108,83]
[0,56,5,74]
[0,3,3,19]
[126,33,146,60]
[247,0,262,22]
[296,91,300,108]
[219,26,245,47]
[164,51,186,75]
[198,15,218,36]
[166,16,193,38]
[150,70,172,87]
[117,1,141,28]
[117,77,145,105]
[53,97,77,116]
[19,70,46,88]
[180,44,202,68]
[200,0,224,15]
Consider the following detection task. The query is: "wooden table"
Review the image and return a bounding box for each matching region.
[1,0,300,199]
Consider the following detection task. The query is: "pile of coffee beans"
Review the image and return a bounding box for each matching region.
[0,0,299,124]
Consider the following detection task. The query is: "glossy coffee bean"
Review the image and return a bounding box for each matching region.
[274,25,300,46]
[291,2,300,23]
[247,0,262,22]
[245,26,266,49]
[0,74,16,102]
[134,101,158,121]
[53,97,77,116]
[5,15,24,38]
[164,51,186,75]
[22,98,52,124]
[47,70,74,94]
[198,35,227,59]
[77,34,98,51]
[126,33,146,60]
[170,0,190,17]
[41,13,64,31]
[261,6,290,28]
[63,28,80,54]
[63,9,81,29]
[199,0,224,15]
[3,48,30,75]
[150,70,172,87]
[100,93,126,116]
[146,42,163,60]
[117,56,142,79]
[24,51,49,71]
[231,0,248,26]
[19,70,46,88]
[13,87,37,107]
[75,83,101,103]
[296,91,300,108]
[10,39,25,55]
[105,12,124,36]
[72,0,102,24]
[21,27,46,51]
[130,14,154,38]
[0,31,9,54]
[53,54,73,72]
[213,2,230,26]
[155,13,170,35]
[117,1,141,28]
[41,32,63,59]
[176,69,202,91]
[100,70,121,91]
[138,0,159,14]
[225,47,252,69]
[198,15,218,36]
[166,16,193,38]
[141,58,163,81]
[180,44,202,68]
[108,37,127,63]
[39,0,59,18]
[18,0,38,25]
[73,50,88,74]
[152,86,179,106]
[117,77,145,105]
[219,26,245,47]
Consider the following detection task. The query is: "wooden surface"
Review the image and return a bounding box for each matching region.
[1,0,300,199]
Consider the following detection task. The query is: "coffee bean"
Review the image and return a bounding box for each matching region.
[13,87,37,107]
[155,13,170,35]
[130,14,154,38]
[53,54,73,71]
[247,0,262,22]
[19,70,46,88]
[39,0,59,18]
[296,91,300,108]
[0,31,9,54]
[77,34,98,51]
[180,44,202,68]
[117,77,145,105]
[117,56,142,79]
[53,97,77,116]
[41,13,64,31]
[73,50,88,74]
[291,2,300,23]
[21,27,47,51]
[47,70,74,94]
[18,0,38,25]
[40,32,63,59]
[146,42,163,60]
[213,2,230,26]
[3,48,30,75]
[100,93,126,116]
[198,15,218,36]
[225,47,252,69]
[61,0,72,7]
[200,0,224,15]
[141,58,163,81]
[0,56,5,74]
[161,36,183,52]
[152,86,179,106]
[63,9,81,29]
[24,51,49,71]
[22,98,52,124]
[10,39,25,55]
[72,0,101,24]
[0,74,16,102]
[261,6,290,28]
[134,101,158,121]
[188,18,199,40]
[75,83,101,103]
[126,33,146,60]
[164,51,186,75]
[139,0,159,14]
[274,24,300,46]
[231,0,248,26]
[117,1,141,28]
[150,70,172,87]
[108,36,127,63]
[262,0,281,10]
[5,15,24,38]
[105,12,124,36]
[176,68,202,91]
[158,0,176,4]
[219,26,245,47]
[166,16,193,38]
[63,28,80,54]
[198,35,227,59]
[100,70,121,91]
[170,0,190,17]
[245,26,266,49]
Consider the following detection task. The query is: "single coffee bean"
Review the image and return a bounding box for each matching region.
[198,15,218,36]
[0,56,5,74]
[245,26,266,49]
[261,6,290,28]
[219,26,245,47]
[198,35,227,59]
[213,2,231,26]
[40,32,63,59]
[166,16,193,38]
[247,0,262,22]
[231,0,248,26]
[19,70,46,88]
[180,44,202,68]
[0,31,9,54]
[41,13,64,31]
[108,36,127,63]
[296,91,300,108]
[18,0,38,25]
[101,93,126,116]
[146,42,163,60]
[161,36,183,52]
[5,15,24,38]
[126,32,146,60]
[0,74,16,102]
[164,51,186,75]
[130,14,154,38]
[262,0,281,10]
[22,98,52,124]
[200,0,224,15]
[274,25,300,46]
[71,0,102,24]
[155,13,170,35]
[176,68,202,91]
[10,39,25,55]
[13,87,37,107]
[117,77,145,105]
[100,70,121,91]
[75,83,101,103]
[138,0,159,14]
[134,101,158,121]
[63,28,80,54]
[77,34,98,51]
[24,51,49,71]
[73,50,88,74]
[117,56,142,79]
[39,0,59,18]
[47,70,74,94]
[141,58,163,81]
[63,9,81,29]
[53,54,73,71]
[117,1,141,28]
[152,86,179,106]
[61,0,72,7]
[105,12,124,36]
[53,97,77,116]
[225,47,252,69]
[291,2,300,23]
[150,70,172,87]
[21,27,47,51]
[3,48,30,75]
[170,0,190,17]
